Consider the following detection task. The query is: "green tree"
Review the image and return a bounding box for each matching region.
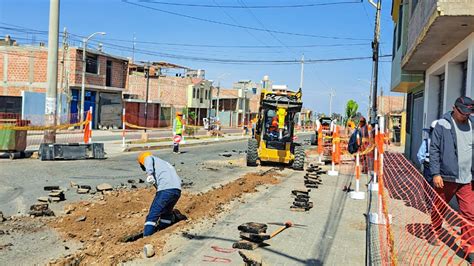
[344,100,359,125]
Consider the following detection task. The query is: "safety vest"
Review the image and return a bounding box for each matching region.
[175,118,183,135]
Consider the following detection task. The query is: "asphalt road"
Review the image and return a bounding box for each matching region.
[0,139,252,216]
[0,133,312,216]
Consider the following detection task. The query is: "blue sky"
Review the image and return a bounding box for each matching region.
[0,0,395,115]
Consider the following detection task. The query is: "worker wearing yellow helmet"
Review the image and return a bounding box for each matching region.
[137,151,182,236]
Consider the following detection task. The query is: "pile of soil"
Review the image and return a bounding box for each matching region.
[48,170,280,264]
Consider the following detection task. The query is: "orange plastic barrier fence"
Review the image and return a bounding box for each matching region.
[374,152,474,265]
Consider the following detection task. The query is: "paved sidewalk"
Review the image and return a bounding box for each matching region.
[155,158,367,265]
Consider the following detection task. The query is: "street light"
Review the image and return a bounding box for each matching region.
[80,31,106,127]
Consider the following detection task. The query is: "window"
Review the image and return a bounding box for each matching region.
[193,87,196,98]
[85,54,98,74]
[106,60,112,87]
[438,73,445,118]
[397,4,403,49]
[461,61,467,96]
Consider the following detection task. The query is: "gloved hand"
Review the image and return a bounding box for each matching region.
[146,175,155,185]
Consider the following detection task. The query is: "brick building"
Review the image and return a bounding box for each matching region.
[0,38,128,128]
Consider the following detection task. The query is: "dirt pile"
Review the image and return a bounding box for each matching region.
[48,170,280,264]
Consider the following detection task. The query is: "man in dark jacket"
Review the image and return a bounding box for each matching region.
[430,96,473,255]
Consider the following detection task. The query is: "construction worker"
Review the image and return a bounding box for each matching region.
[137,151,182,237]
[173,112,184,154]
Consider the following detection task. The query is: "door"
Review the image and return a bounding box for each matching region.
[410,92,424,167]
[70,89,96,128]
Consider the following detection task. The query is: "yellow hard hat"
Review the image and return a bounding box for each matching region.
[137,151,152,165]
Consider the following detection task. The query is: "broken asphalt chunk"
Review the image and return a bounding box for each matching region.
[44,186,60,191]
[75,216,86,222]
[237,222,267,234]
[28,203,55,217]
[96,183,113,192]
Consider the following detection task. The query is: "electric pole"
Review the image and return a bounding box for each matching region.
[144,63,150,133]
[58,27,68,123]
[299,54,304,129]
[299,54,304,90]
[216,80,220,120]
[369,0,382,124]
[44,0,60,143]
[329,89,335,117]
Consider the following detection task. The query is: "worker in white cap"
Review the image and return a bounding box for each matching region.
[417,120,439,186]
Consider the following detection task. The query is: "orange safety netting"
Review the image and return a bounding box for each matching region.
[378,152,474,265]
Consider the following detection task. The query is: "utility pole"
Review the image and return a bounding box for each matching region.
[144,63,150,132]
[299,54,304,129]
[216,80,220,120]
[369,0,382,124]
[58,27,68,124]
[299,54,304,90]
[329,89,336,117]
[44,0,60,143]
[132,32,136,64]
[208,81,212,131]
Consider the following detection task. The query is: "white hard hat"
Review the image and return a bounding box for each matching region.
[430,120,438,129]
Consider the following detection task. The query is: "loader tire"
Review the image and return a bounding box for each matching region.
[292,145,305,171]
[246,139,258,167]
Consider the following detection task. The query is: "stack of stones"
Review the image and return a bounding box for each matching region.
[290,189,313,211]
[304,164,324,189]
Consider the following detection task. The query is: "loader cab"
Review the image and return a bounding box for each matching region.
[262,109,295,143]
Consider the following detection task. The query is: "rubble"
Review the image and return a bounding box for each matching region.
[49,171,280,264]
[238,250,263,266]
[96,183,113,192]
[75,216,86,222]
[28,203,55,217]
[37,197,49,202]
[143,244,155,258]
[48,190,66,201]
[0,211,5,222]
[44,186,60,191]
[77,188,90,194]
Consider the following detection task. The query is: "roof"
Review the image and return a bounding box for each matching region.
[74,47,129,62]
[130,61,190,70]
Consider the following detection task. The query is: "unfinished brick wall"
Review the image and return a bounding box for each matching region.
[0,46,128,97]
[126,74,190,108]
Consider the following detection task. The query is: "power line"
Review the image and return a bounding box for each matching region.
[1,24,371,49]
[211,0,271,48]
[139,0,363,9]
[122,0,371,41]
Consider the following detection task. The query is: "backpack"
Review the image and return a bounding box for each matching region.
[348,129,361,154]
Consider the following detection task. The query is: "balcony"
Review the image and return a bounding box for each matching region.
[403,0,474,71]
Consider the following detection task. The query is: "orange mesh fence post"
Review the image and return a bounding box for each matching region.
[122,107,126,148]
[334,125,341,165]
[317,123,323,160]
[350,133,365,200]
[328,121,339,176]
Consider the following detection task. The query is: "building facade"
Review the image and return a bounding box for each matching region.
[391,0,474,164]
[0,38,128,128]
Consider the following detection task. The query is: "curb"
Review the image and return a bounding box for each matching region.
[123,137,250,152]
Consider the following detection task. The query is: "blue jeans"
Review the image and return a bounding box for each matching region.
[144,189,181,236]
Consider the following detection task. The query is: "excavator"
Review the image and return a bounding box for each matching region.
[246,88,305,170]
